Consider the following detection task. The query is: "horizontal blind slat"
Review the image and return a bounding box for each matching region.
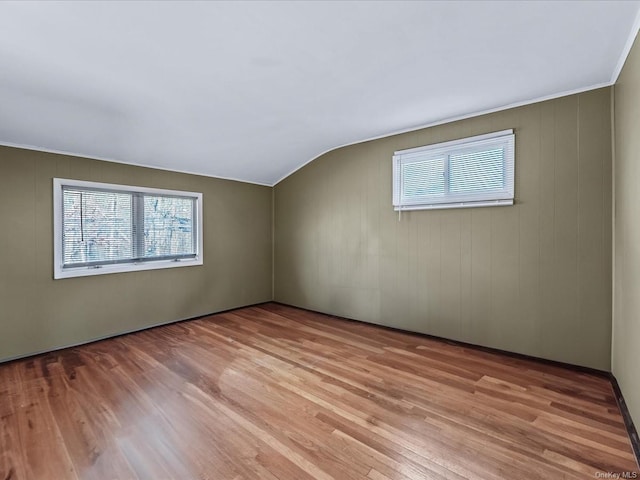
[62,189,134,266]
[393,131,514,210]
[62,188,197,268]
[143,195,195,260]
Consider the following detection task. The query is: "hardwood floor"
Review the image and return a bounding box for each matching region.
[0,303,638,479]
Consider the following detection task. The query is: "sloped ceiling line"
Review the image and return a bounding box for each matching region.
[0,1,638,186]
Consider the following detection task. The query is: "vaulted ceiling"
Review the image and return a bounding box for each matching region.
[1,1,638,185]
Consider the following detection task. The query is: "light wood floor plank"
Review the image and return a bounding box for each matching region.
[0,303,637,479]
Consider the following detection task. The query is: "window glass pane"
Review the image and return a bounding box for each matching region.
[449,147,504,194]
[143,196,195,258]
[401,157,445,199]
[62,189,133,265]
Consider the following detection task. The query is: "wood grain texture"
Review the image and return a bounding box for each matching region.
[1,303,637,479]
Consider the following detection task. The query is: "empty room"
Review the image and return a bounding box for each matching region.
[1,1,640,479]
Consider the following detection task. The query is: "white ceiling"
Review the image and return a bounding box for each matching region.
[0,1,638,186]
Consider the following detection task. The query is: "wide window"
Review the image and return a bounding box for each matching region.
[392,129,515,211]
[53,178,203,279]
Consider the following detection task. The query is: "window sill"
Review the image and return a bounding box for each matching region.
[53,257,203,279]
[394,199,513,211]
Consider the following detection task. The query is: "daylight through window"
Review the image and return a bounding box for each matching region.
[392,129,515,211]
[54,179,203,279]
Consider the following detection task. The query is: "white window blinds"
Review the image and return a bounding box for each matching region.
[54,179,203,279]
[62,188,135,267]
[392,129,515,211]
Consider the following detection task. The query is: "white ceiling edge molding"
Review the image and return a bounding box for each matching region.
[273,81,613,186]
[611,6,640,83]
[0,1,636,187]
[0,141,273,187]
[0,79,618,190]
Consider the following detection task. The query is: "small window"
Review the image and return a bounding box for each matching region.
[53,178,203,279]
[392,129,515,211]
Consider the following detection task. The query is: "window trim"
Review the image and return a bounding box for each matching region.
[392,129,515,211]
[53,178,203,279]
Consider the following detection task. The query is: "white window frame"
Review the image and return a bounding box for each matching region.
[392,129,515,211]
[53,178,203,279]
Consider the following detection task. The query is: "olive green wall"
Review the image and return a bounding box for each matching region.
[274,87,613,370]
[0,146,273,362]
[613,34,640,430]
[0,88,617,373]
